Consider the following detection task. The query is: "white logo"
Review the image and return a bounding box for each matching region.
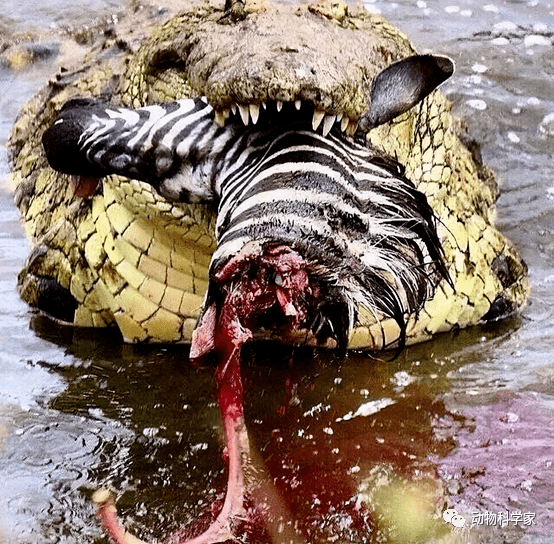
[443,508,466,528]
[451,514,466,528]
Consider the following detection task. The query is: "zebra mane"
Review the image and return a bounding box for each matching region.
[208,127,449,350]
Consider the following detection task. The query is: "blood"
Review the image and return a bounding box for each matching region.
[94,244,315,543]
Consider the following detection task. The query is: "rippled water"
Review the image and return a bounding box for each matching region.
[1,1,553,543]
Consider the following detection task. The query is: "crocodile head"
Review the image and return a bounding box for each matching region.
[125,0,452,135]
[15,0,528,350]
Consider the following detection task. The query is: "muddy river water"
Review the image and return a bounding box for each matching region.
[0,0,553,543]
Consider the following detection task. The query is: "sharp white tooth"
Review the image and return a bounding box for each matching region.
[261,101,267,110]
[230,103,237,115]
[341,116,349,132]
[312,109,325,131]
[249,103,260,124]
[285,302,297,316]
[336,113,343,122]
[276,100,283,112]
[322,114,336,136]
[346,120,358,137]
[214,108,230,127]
[295,100,302,110]
[200,96,208,104]
[238,104,250,125]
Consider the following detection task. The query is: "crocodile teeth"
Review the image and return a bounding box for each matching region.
[261,102,267,110]
[230,103,237,115]
[276,100,283,112]
[214,108,230,127]
[345,120,358,137]
[294,100,302,110]
[336,113,343,122]
[238,104,250,125]
[312,109,325,131]
[249,103,260,124]
[322,114,336,137]
[340,116,349,132]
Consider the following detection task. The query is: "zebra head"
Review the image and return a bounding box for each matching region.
[42,54,452,354]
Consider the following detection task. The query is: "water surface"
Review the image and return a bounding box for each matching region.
[0,0,553,542]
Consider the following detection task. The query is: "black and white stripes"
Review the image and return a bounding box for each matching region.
[43,97,233,203]
[43,97,448,349]
[210,126,448,347]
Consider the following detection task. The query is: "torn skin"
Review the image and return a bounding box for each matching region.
[192,243,315,361]
[186,244,316,540]
[94,244,316,543]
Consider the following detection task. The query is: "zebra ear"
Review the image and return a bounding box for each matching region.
[359,54,454,132]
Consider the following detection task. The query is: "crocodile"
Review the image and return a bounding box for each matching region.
[10,0,529,348]
[10,1,528,350]
[8,0,529,542]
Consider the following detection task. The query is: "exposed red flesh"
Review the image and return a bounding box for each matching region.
[93,490,148,544]
[94,244,313,543]
[191,243,314,360]
[70,175,100,197]
[93,349,248,544]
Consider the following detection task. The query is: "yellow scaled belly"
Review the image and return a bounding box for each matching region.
[73,177,215,342]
